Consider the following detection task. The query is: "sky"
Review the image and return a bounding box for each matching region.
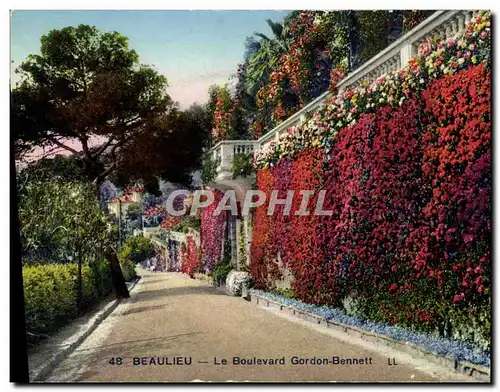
[10,10,288,109]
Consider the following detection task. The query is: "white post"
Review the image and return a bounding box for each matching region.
[400,43,414,68]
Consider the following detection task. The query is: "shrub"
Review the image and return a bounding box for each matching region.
[226,270,252,296]
[17,177,108,266]
[232,153,254,179]
[117,247,137,282]
[201,155,219,185]
[212,262,233,286]
[23,261,112,334]
[90,258,113,298]
[122,235,155,264]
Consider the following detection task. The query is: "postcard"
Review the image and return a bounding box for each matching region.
[11,9,491,383]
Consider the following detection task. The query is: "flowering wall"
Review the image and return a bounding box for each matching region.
[252,63,491,344]
[181,235,201,278]
[249,13,491,347]
[254,12,491,169]
[153,234,200,276]
[201,189,228,274]
[211,86,234,142]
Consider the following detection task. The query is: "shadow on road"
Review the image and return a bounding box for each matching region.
[51,332,204,381]
[140,278,170,285]
[118,304,168,317]
[133,285,226,302]
[74,332,203,353]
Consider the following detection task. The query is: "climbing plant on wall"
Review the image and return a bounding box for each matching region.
[200,189,228,274]
[247,12,491,346]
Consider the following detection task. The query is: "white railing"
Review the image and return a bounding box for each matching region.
[152,231,187,246]
[257,10,482,150]
[152,229,200,249]
[207,10,483,179]
[209,139,259,181]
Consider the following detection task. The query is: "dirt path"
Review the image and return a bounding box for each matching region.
[45,269,470,382]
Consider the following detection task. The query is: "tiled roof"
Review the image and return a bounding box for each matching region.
[109,194,135,203]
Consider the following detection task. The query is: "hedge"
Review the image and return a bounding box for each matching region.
[117,246,138,282]
[23,259,113,334]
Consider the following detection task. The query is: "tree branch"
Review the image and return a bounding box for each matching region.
[81,136,91,159]
[92,162,116,186]
[45,136,79,155]
[92,137,115,159]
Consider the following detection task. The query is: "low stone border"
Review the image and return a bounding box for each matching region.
[30,277,141,382]
[249,292,490,382]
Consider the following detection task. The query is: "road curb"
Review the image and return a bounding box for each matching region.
[248,292,490,382]
[31,277,141,382]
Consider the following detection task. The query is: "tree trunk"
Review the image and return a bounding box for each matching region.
[106,248,130,299]
[89,165,130,298]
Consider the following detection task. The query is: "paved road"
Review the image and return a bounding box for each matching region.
[46,269,469,382]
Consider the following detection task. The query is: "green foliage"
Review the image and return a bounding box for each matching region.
[179,215,201,233]
[19,155,87,183]
[120,257,137,281]
[12,24,207,188]
[232,153,255,179]
[126,202,142,221]
[403,10,435,33]
[17,175,109,265]
[237,220,248,269]
[212,263,233,286]
[357,11,392,63]
[211,235,232,285]
[447,305,491,351]
[201,155,219,185]
[121,235,155,264]
[23,261,112,334]
[90,258,113,298]
[244,19,289,97]
[116,246,137,281]
[272,287,296,299]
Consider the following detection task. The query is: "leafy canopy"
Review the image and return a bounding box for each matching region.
[12,24,208,188]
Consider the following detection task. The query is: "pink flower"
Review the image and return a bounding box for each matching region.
[462,233,474,243]
[418,41,432,56]
[447,39,455,47]
[480,31,487,39]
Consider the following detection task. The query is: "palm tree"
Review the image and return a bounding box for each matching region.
[244,19,290,97]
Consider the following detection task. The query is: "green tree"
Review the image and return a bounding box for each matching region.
[17,174,108,265]
[11,24,175,187]
[109,105,210,191]
[244,19,291,97]
[19,155,88,183]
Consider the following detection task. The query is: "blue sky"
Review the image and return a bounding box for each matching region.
[10,10,288,108]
